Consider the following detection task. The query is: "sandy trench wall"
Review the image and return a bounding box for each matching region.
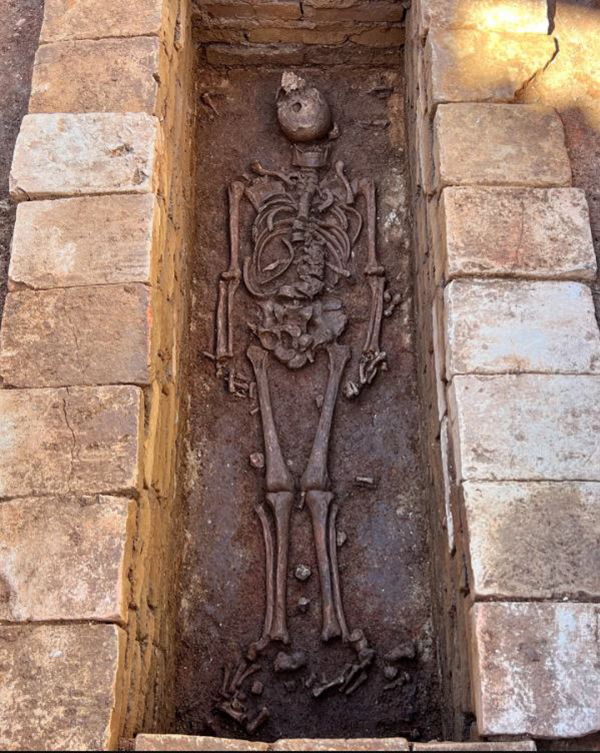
[406,0,600,745]
[0,0,197,749]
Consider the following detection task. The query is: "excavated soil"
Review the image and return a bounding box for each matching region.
[174,65,443,743]
[0,0,43,320]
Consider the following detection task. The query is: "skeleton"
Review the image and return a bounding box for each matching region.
[215,72,388,657]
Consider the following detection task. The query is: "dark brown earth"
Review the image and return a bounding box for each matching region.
[174,65,442,743]
[0,0,43,320]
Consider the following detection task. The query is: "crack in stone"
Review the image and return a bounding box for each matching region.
[61,389,77,492]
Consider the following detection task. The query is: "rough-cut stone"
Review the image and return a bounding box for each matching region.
[202,1,301,20]
[9,195,161,289]
[41,0,170,43]
[444,280,600,376]
[470,602,600,738]
[425,30,556,107]
[206,44,304,66]
[413,744,536,751]
[462,481,600,599]
[0,496,135,622]
[0,284,153,387]
[438,187,596,281]
[135,736,270,751]
[272,741,410,752]
[30,37,163,114]
[416,0,549,35]
[304,2,405,23]
[0,386,143,498]
[0,624,126,750]
[10,113,160,200]
[448,375,600,481]
[433,104,571,190]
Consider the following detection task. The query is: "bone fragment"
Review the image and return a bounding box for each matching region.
[295,564,311,582]
[274,651,308,673]
[385,641,417,662]
[246,707,269,733]
[250,452,265,469]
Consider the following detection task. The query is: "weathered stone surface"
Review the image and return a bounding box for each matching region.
[0,386,143,498]
[438,187,596,281]
[0,284,153,387]
[206,43,304,66]
[41,0,169,43]
[448,375,600,481]
[425,30,556,106]
[433,104,571,190]
[30,37,163,114]
[272,740,410,751]
[462,481,600,599]
[416,0,549,35]
[0,624,126,750]
[135,736,269,751]
[414,743,536,751]
[304,2,405,23]
[9,195,161,289]
[0,496,135,622]
[10,113,160,200]
[444,280,600,376]
[470,602,600,738]
[202,1,301,20]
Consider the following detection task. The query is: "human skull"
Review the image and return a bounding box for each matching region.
[277,71,332,143]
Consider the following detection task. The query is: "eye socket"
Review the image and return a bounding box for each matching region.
[292,102,302,113]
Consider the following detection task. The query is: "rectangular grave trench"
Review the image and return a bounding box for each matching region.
[169,19,446,747]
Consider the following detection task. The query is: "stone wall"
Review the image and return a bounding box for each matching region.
[406,0,600,744]
[192,0,408,65]
[0,0,197,748]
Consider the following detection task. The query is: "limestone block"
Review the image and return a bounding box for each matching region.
[433,104,571,190]
[0,496,135,622]
[425,30,556,107]
[30,37,165,115]
[303,2,406,23]
[444,280,600,376]
[9,195,162,289]
[202,1,301,20]
[416,0,549,36]
[10,113,160,200]
[0,386,143,498]
[206,44,304,66]
[438,187,596,282]
[470,602,600,738]
[135,736,270,751]
[272,741,410,751]
[448,375,600,481]
[0,624,126,750]
[41,0,170,43]
[462,481,600,599]
[414,744,536,751]
[0,284,154,388]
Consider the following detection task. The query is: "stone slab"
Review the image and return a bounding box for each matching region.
[470,602,600,738]
[40,0,170,43]
[135,736,269,751]
[413,744,536,751]
[0,624,125,750]
[425,30,556,107]
[444,280,600,376]
[448,375,600,481]
[438,187,596,282]
[0,284,153,387]
[272,740,410,751]
[10,113,160,200]
[433,104,571,190]
[0,495,135,623]
[462,481,600,599]
[30,37,163,114]
[0,386,143,498]
[9,195,161,289]
[416,0,549,35]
